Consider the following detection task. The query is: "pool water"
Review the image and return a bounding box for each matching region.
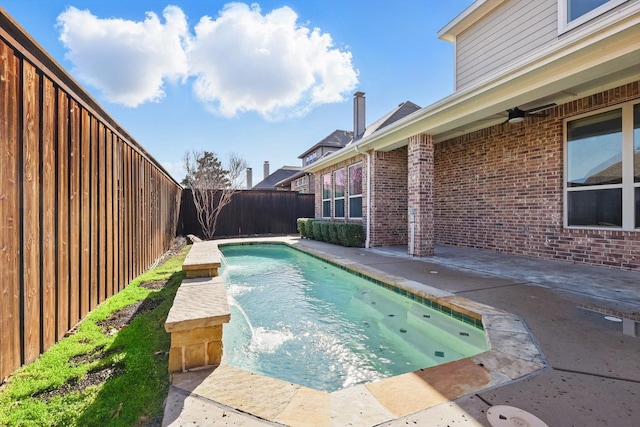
[219,244,488,393]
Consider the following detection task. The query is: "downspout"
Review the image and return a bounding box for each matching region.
[354,144,371,248]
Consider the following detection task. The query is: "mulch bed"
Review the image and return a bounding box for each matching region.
[35,364,125,401]
[138,280,168,291]
[97,299,162,334]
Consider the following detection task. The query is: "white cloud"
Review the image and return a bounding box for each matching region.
[188,3,358,119]
[161,160,186,183]
[56,3,358,118]
[57,6,189,107]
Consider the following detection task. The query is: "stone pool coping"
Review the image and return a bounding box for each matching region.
[167,237,548,426]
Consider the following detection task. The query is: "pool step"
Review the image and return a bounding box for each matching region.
[182,241,222,278]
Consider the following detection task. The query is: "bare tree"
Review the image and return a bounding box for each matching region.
[183,150,248,240]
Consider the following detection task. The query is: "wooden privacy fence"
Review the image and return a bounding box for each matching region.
[181,190,315,237]
[0,9,182,380]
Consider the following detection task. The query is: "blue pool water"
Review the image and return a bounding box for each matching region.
[219,244,488,392]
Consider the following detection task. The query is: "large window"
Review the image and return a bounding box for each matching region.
[565,101,639,229]
[559,0,627,32]
[348,163,363,218]
[322,174,331,218]
[334,169,345,218]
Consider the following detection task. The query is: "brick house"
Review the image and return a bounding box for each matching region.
[305,0,640,270]
[275,129,353,193]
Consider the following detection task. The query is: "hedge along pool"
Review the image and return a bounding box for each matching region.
[219,244,488,393]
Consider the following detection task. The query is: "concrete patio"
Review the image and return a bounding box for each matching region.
[162,238,640,426]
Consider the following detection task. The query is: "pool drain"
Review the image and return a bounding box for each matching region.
[487,405,547,427]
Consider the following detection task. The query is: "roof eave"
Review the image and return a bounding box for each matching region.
[308,12,640,172]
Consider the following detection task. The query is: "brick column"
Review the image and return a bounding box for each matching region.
[407,134,434,256]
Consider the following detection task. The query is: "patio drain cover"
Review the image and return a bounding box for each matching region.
[487,405,548,427]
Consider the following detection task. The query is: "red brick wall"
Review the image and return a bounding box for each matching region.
[370,147,408,247]
[408,135,434,256]
[435,81,640,270]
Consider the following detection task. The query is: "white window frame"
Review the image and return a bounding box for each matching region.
[563,99,639,230]
[558,0,627,33]
[322,173,331,218]
[348,163,363,219]
[333,169,346,219]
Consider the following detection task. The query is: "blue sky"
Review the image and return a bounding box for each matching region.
[2,0,473,184]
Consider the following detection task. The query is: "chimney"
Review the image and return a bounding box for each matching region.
[353,91,366,139]
[246,167,252,189]
[263,161,270,179]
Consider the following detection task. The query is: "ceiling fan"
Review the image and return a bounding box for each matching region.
[505,103,556,124]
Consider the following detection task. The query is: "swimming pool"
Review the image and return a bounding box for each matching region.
[219,243,488,392]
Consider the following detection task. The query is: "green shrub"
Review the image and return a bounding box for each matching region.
[311,221,323,241]
[297,218,309,238]
[320,222,331,242]
[305,219,316,239]
[328,223,340,244]
[337,223,364,247]
[302,220,363,247]
[297,218,321,239]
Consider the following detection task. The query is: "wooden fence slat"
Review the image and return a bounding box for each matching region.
[105,131,114,296]
[98,124,107,300]
[22,61,41,365]
[118,142,125,292]
[80,109,90,318]
[41,77,56,351]
[0,40,22,380]
[112,137,120,292]
[56,91,70,340]
[68,100,80,327]
[89,116,98,309]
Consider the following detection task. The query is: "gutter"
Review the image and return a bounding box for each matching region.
[354,143,371,249]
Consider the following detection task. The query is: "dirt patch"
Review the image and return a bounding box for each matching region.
[68,346,124,367]
[139,280,168,291]
[69,345,106,366]
[97,299,161,334]
[35,364,124,401]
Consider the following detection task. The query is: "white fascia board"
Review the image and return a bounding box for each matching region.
[437,0,508,43]
[307,7,640,173]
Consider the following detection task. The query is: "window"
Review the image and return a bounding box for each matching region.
[295,176,307,187]
[334,169,345,218]
[322,174,331,218]
[559,0,627,32]
[565,101,639,229]
[348,163,363,218]
[305,152,317,165]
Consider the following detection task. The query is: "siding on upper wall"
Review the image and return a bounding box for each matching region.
[456,0,558,89]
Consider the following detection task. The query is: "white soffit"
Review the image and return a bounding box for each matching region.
[437,0,508,43]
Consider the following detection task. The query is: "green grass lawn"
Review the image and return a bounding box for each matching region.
[0,246,190,427]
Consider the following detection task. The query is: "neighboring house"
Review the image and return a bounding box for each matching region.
[305,0,640,270]
[275,129,353,192]
[252,165,301,191]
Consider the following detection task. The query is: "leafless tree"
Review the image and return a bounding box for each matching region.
[183,150,248,240]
